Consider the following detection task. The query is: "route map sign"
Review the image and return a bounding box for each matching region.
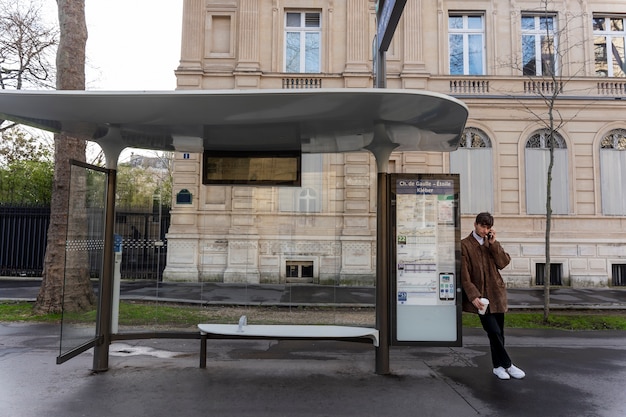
[390,174,462,345]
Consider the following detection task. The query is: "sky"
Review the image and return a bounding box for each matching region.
[38,1,184,160]
[44,0,183,91]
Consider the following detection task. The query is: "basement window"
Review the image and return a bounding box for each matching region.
[612,264,626,286]
[535,263,563,286]
[286,261,314,279]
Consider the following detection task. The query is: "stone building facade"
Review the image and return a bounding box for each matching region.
[163,0,626,288]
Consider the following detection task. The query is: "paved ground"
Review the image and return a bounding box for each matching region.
[2,322,626,417]
[2,279,626,416]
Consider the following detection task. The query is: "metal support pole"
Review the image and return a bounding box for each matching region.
[375,172,390,375]
[92,168,117,372]
[376,49,386,89]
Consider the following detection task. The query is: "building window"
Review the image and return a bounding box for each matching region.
[286,261,314,281]
[600,129,626,215]
[593,16,626,77]
[284,11,321,73]
[449,14,485,75]
[521,14,557,76]
[525,130,568,215]
[535,262,563,286]
[450,128,493,214]
[612,264,626,286]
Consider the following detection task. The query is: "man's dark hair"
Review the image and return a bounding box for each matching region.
[475,212,494,227]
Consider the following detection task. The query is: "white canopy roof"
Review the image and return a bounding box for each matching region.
[0,88,467,166]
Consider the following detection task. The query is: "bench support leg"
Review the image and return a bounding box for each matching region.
[200,333,207,369]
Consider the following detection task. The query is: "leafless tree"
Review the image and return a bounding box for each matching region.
[0,1,57,134]
[503,1,590,322]
[0,0,57,90]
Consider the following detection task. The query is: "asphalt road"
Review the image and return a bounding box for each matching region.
[3,278,626,309]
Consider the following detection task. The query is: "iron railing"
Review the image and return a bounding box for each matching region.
[0,204,170,279]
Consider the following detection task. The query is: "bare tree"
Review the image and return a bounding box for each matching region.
[505,1,590,322]
[0,1,57,90]
[0,1,57,134]
[34,0,92,314]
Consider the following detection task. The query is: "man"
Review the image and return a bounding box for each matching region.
[461,212,525,380]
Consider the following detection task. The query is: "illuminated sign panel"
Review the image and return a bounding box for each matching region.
[390,173,462,346]
[202,151,301,186]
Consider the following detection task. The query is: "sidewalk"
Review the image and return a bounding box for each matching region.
[2,277,626,309]
[2,279,626,416]
[2,322,626,417]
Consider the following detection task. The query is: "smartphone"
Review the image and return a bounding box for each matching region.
[439,273,455,300]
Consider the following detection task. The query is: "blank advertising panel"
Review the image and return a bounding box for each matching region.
[391,174,462,346]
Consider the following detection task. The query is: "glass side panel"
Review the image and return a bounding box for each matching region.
[59,163,106,360]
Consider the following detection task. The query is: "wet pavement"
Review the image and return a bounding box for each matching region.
[2,322,626,417]
[2,279,626,416]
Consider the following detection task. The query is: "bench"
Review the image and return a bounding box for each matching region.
[198,317,379,368]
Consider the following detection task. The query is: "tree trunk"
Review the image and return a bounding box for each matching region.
[34,0,92,314]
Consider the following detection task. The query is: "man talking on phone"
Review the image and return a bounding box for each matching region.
[461,212,526,380]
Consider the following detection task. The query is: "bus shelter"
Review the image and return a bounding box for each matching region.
[0,88,468,374]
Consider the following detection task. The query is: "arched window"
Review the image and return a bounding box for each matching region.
[525,129,569,214]
[450,127,493,214]
[600,129,626,215]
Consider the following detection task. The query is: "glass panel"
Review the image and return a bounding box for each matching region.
[595,35,609,76]
[468,34,483,74]
[285,32,300,73]
[521,16,535,30]
[59,163,105,359]
[286,263,299,277]
[449,34,463,74]
[286,13,300,28]
[301,263,313,278]
[541,35,555,75]
[611,17,624,32]
[468,15,482,30]
[305,32,320,73]
[611,37,626,77]
[115,152,370,340]
[522,35,536,75]
[448,15,463,29]
[593,17,606,31]
[540,16,553,31]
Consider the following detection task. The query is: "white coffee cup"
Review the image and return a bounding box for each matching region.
[478,297,489,315]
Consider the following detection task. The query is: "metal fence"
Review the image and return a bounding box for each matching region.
[0,204,170,279]
[0,205,49,277]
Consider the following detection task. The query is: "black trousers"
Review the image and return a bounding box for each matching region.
[479,311,512,369]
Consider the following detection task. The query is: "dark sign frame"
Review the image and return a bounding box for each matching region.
[202,151,301,186]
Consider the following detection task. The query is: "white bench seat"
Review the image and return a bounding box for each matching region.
[198,323,379,368]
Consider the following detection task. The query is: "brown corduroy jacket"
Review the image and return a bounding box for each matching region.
[460,232,511,314]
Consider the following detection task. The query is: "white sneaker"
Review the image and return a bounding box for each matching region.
[493,367,510,380]
[506,364,526,379]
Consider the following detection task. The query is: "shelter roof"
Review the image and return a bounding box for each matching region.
[0,88,467,155]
